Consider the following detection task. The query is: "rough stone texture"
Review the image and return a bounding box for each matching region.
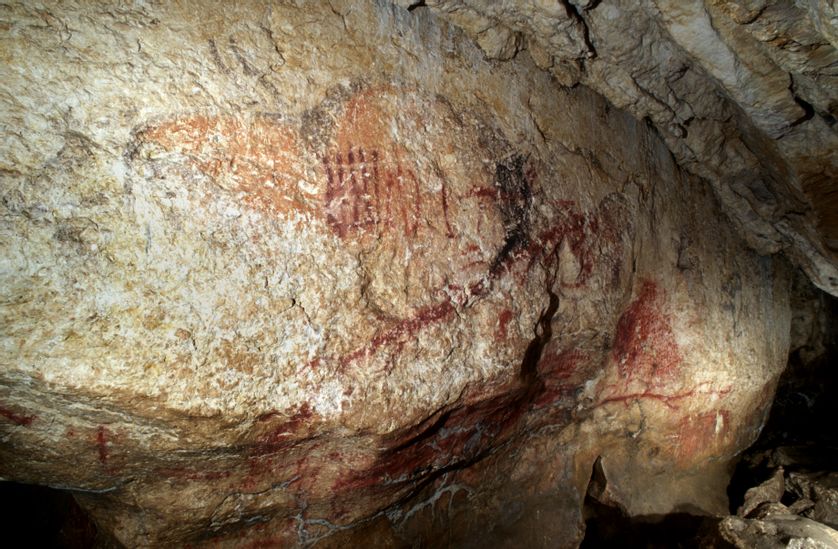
[721,513,838,548]
[739,466,786,517]
[789,472,838,530]
[0,1,793,546]
[722,514,838,548]
[398,0,838,297]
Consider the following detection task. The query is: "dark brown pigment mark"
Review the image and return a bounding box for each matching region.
[96,426,110,465]
[490,154,533,275]
[0,406,35,427]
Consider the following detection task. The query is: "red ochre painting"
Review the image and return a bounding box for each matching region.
[135,90,643,380]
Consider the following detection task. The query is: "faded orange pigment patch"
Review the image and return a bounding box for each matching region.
[322,89,453,240]
[139,114,314,216]
[674,409,732,466]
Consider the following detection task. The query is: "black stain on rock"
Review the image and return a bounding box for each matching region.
[491,154,532,275]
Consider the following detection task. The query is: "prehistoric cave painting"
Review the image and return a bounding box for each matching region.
[133,114,316,216]
[533,348,589,409]
[674,409,733,465]
[0,405,35,427]
[596,279,733,410]
[323,89,455,241]
[489,155,533,273]
[310,194,631,375]
[332,388,529,496]
[612,280,682,384]
[321,147,437,239]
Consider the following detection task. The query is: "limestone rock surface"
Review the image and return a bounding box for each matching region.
[400,0,838,297]
[0,1,793,546]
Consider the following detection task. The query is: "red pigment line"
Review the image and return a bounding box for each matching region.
[596,391,688,410]
[322,156,335,205]
[369,149,382,224]
[313,198,617,372]
[440,182,454,238]
[396,164,410,237]
[358,148,374,226]
[96,426,110,465]
[384,170,397,230]
[0,406,35,427]
[348,151,361,228]
[468,187,499,200]
[410,169,421,238]
[335,151,345,188]
[596,383,733,410]
[337,298,455,370]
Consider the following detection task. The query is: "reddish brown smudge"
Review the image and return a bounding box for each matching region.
[675,409,732,464]
[0,406,35,427]
[440,182,455,238]
[334,298,455,371]
[256,410,280,423]
[332,389,526,495]
[468,186,499,200]
[534,349,588,408]
[326,90,456,241]
[531,204,597,288]
[251,403,314,455]
[322,148,432,239]
[538,348,585,380]
[598,390,695,410]
[495,309,514,340]
[596,384,732,410]
[611,279,682,384]
[96,426,110,465]
[311,198,628,375]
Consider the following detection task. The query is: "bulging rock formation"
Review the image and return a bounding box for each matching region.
[0,0,817,546]
[403,0,838,297]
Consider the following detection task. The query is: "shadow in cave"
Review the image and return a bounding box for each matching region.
[580,457,734,549]
[0,481,103,548]
[727,288,838,513]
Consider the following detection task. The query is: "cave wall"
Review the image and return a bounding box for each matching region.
[400,0,838,297]
[0,1,793,546]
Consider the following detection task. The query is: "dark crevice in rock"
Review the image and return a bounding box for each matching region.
[790,95,815,127]
[519,286,559,387]
[722,281,838,545]
[406,0,426,12]
[342,282,561,531]
[559,0,597,59]
[0,482,105,548]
